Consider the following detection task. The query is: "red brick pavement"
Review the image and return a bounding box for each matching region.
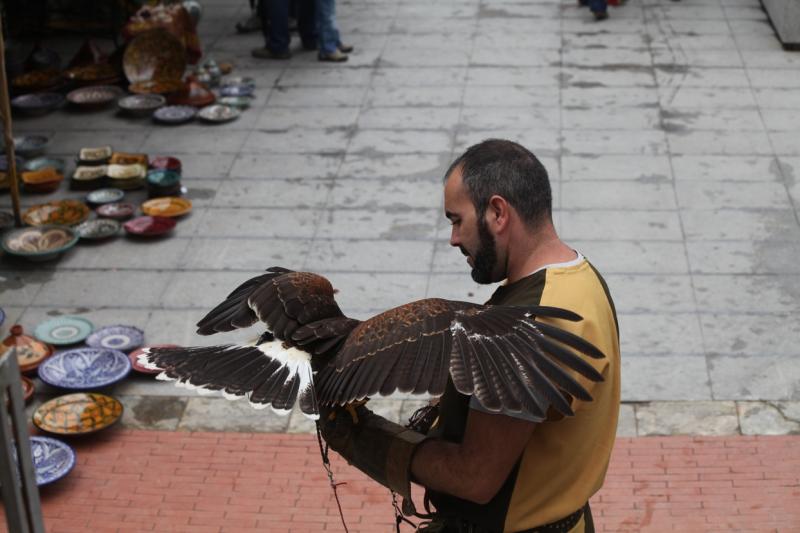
[3,430,799,533]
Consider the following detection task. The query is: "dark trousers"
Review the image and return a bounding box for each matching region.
[260,0,316,52]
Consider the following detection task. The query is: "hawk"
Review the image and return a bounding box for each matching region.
[140,267,605,422]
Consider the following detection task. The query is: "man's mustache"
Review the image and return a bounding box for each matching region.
[459,246,469,257]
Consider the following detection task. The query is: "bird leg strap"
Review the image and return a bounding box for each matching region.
[319,402,428,515]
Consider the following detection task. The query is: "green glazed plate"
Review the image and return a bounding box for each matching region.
[34,316,94,345]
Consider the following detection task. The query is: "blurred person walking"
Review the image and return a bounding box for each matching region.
[316,0,352,62]
[251,0,317,59]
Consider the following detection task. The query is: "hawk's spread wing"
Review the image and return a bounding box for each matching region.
[315,299,605,421]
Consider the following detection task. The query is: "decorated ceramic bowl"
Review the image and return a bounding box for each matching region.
[21,167,63,193]
[13,135,49,158]
[23,200,90,226]
[11,69,62,92]
[96,202,135,220]
[218,96,252,109]
[146,169,181,188]
[38,347,131,389]
[128,79,185,95]
[64,63,119,85]
[1,225,79,261]
[109,152,149,166]
[33,392,123,435]
[219,84,254,98]
[34,316,94,346]
[21,375,35,402]
[86,188,125,205]
[123,215,176,237]
[67,85,125,108]
[153,105,196,125]
[28,437,77,486]
[86,325,144,352]
[72,165,107,181]
[141,196,192,217]
[106,164,147,180]
[197,104,240,123]
[11,92,65,116]
[75,218,121,240]
[23,157,65,174]
[78,146,112,165]
[220,76,255,89]
[149,156,182,173]
[117,94,166,116]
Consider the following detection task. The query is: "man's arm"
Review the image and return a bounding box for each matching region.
[411,409,536,504]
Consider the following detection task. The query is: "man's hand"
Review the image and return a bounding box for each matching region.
[317,401,372,455]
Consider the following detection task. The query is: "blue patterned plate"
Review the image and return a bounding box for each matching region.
[86,325,144,352]
[38,348,131,389]
[34,316,94,345]
[0,307,5,328]
[219,85,254,97]
[29,436,76,486]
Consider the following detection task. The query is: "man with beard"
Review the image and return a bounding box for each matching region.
[320,139,620,533]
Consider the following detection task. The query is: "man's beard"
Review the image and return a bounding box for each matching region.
[466,217,498,284]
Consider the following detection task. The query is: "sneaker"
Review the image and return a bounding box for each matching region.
[337,44,354,53]
[593,10,609,19]
[318,49,348,62]
[251,47,291,60]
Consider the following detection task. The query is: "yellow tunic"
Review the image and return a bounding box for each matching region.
[427,257,621,532]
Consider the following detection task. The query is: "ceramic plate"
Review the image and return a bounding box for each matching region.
[123,29,186,84]
[29,437,77,486]
[141,197,192,217]
[96,202,135,220]
[21,375,35,403]
[153,105,196,125]
[86,188,125,204]
[23,200,90,226]
[75,218,121,240]
[14,135,49,158]
[11,92,65,115]
[38,348,131,389]
[129,344,178,375]
[220,85,254,98]
[23,157,65,174]
[11,335,54,374]
[34,316,94,345]
[32,392,123,435]
[149,156,182,173]
[2,225,79,261]
[11,69,62,92]
[86,325,144,352]
[197,104,240,123]
[147,169,181,187]
[64,63,119,84]
[123,215,176,237]
[129,79,184,95]
[67,85,124,107]
[117,94,166,116]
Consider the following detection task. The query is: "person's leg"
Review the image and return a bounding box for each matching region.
[315,0,336,54]
[267,0,290,53]
[588,0,608,18]
[297,0,317,50]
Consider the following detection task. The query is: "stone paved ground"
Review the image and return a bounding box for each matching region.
[5,0,800,434]
[1,430,798,532]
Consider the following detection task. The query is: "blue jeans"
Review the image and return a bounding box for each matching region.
[588,0,607,12]
[262,0,316,52]
[316,0,340,54]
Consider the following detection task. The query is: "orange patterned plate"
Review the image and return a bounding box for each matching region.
[23,200,90,226]
[141,197,191,217]
[32,392,123,435]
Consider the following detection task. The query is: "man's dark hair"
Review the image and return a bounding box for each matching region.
[445,139,552,227]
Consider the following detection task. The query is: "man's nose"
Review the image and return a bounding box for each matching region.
[449,228,459,247]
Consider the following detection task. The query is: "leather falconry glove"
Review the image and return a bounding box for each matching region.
[319,402,427,512]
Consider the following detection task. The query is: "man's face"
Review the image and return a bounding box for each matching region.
[444,168,501,284]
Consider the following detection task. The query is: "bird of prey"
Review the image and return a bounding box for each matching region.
[140,267,605,422]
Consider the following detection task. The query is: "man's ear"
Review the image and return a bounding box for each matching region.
[486,195,510,231]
